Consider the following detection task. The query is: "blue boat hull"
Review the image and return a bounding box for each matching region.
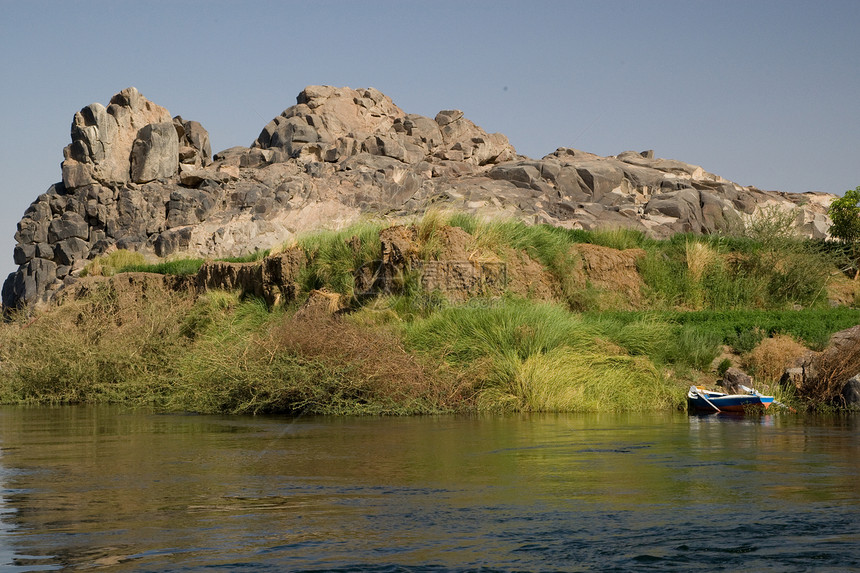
[687,387,775,413]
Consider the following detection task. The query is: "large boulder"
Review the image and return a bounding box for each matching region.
[644,188,705,233]
[2,258,58,308]
[721,367,753,394]
[174,116,212,169]
[131,122,180,183]
[61,87,174,189]
[842,375,860,408]
[253,86,516,168]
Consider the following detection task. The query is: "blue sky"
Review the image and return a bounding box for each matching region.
[1,0,858,280]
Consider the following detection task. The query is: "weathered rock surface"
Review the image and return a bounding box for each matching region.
[61,87,175,188]
[131,122,179,183]
[3,85,838,309]
[573,244,645,308]
[54,272,196,308]
[196,247,306,307]
[842,375,860,407]
[374,225,511,301]
[720,367,754,394]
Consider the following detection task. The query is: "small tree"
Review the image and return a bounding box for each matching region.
[827,186,860,278]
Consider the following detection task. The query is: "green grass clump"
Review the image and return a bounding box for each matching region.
[474,221,577,272]
[585,227,648,250]
[403,298,686,413]
[575,314,722,370]
[180,290,243,339]
[512,348,684,412]
[80,249,148,277]
[469,221,585,307]
[665,326,724,370]
[118,257,205,275]
[84,249,268,279]
[404,298,596,365]
[446,211,480,235]
[637,232,835,310]
[670,308,860,352]
[295,221,385,299]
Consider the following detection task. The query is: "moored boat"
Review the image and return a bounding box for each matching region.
[687,385,775,413]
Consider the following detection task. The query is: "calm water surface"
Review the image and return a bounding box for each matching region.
[0,407,857,572]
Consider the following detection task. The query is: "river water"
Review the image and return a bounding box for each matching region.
[0,407,857,572]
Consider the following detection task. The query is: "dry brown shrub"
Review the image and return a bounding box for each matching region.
[803,334,860,404]
[0,276,196,403]
[744,334,809,384]
[269,312,469,410]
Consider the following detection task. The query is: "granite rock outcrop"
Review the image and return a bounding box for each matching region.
[3,86,837,309]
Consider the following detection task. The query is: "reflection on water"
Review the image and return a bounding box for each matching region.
[0,407,858,571]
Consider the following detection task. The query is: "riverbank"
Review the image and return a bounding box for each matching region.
[2,213,859,414]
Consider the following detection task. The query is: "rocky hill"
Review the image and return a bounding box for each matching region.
[2,86,835,309]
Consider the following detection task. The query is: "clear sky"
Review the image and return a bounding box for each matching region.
[1,0,858,280]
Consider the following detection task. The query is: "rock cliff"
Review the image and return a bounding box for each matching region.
[2,86,836,309]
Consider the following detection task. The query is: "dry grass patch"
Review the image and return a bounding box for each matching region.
[744,334,809,384]
[685,240,719,282]
[0,279,195,404]
[271,312,468,412]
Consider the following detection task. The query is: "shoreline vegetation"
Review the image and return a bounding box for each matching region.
[2,211,860,415]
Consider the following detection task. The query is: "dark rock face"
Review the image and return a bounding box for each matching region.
[721,367,754,394]
[843,375,860,407]
[2,85,837,310]
[2,258,58,309]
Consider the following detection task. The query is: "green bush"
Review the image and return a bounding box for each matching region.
[404,298,595,365]
[635,229,834,310]
[664,326,723,371]
[637,248,694,309]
